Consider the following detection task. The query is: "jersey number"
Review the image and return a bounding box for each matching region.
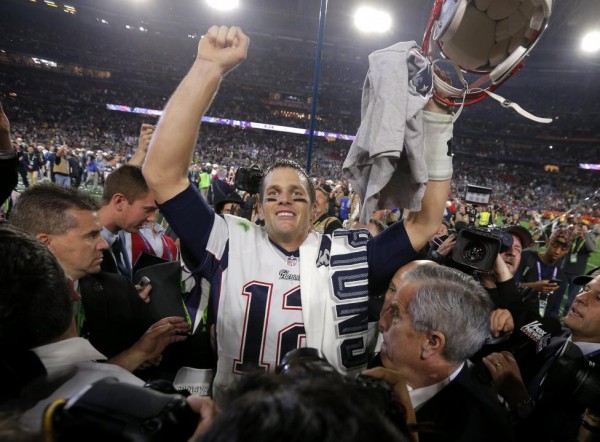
[233,282,305,374]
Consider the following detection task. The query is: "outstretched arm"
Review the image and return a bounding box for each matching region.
[143,26,250,204]
[404,99,452,251]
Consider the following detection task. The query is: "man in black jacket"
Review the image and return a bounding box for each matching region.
[10,184,189,373]
[378,264,513,441]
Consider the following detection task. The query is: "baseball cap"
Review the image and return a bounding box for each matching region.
[214,192,243,215]
[502,225,533,249]
[573,266,600,286]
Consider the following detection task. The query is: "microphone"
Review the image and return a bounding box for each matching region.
[472,317,562,386]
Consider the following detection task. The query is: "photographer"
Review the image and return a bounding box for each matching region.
[483,268,600,441]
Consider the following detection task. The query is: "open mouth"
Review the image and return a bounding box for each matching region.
[277,211,295,218]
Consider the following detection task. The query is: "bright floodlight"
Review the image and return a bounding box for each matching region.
[581,31,600,53]
[354,6,392,34]
[205,0,239,11]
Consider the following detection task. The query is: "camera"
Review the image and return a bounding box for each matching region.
[542,341,600,411]
[45,377,198,441]
[277,348,409,433]
[451,226,514,272]
[234,165,264,194]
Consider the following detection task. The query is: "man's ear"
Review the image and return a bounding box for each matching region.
[421,331,446,360]
[112,193,127,211]
[36,233,51,245]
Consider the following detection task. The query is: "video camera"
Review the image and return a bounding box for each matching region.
[543,341,600,411]
[451,225,514,272]
[44,378,198,441]
[234,164,264,194]
[448,184,511,272]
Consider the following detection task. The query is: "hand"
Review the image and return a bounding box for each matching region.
[492,254,513,282]
[138,123,154,152]
[435,233,456,257]
[522,279,559,294]
[132,316,190,361]
[362,367,417,432]
[482,351,529,408]
[490,309,514,337]
[197,26,250,76]
[186,396,218,441]
[135,281,152,303]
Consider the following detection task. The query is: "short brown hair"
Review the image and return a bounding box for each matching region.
[102,164,150,205]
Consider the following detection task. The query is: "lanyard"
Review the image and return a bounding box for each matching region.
[572,238,585,254]
[536,261,557,281]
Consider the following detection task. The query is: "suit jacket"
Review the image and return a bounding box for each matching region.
[416,364,514,442]
[79,272,155,359]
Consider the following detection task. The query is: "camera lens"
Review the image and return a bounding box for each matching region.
[463,241,487,263]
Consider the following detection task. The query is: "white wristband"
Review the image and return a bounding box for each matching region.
[423,110,453,181]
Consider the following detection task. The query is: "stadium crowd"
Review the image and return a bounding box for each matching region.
[1,1,600,441]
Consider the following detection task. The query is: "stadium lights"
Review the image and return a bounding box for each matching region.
[353,6,392,34]
[44,0,58,8]
[205,0,239,12]
[581,31,600,53]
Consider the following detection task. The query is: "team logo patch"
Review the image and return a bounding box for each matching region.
[279,270,300,281]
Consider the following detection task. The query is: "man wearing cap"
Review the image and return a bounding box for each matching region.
[480,225,539,326]
[517,227,574,319]
[214,192,243,216]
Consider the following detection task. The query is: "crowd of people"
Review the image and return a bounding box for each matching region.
[1,2,600,440]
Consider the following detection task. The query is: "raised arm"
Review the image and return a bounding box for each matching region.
[404,99,452,251]
[143,26,249,203]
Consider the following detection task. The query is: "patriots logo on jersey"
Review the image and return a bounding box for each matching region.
[316,235,331,268]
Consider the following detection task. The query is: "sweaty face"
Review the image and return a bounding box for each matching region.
[564,276,600,343]
[120,192,157,233]
[379,278,425,380]
[46,209,108,280]
[259,167,314,250]
[499,234,522,275]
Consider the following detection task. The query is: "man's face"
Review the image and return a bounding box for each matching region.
[499,234,522,275]
[379,278,425,380]
[544,239,570,264]
[45,209,108,280]
[564,276,600,343]
[259,167,314,249]
[222,202,240,216]
[314,189,329,218]
[119,192,157,233]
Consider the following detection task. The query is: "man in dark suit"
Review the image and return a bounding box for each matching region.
[377,265,514,441]
[484,267,600,441]
[10,184,189,373]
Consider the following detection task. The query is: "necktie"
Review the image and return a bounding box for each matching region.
[112,236,131,279]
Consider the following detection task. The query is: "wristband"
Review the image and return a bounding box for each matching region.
[423,110,453,181]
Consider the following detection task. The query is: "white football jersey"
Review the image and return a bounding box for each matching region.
[206,215,371,404]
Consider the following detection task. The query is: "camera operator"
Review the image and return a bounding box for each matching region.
[483,268,600,441]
